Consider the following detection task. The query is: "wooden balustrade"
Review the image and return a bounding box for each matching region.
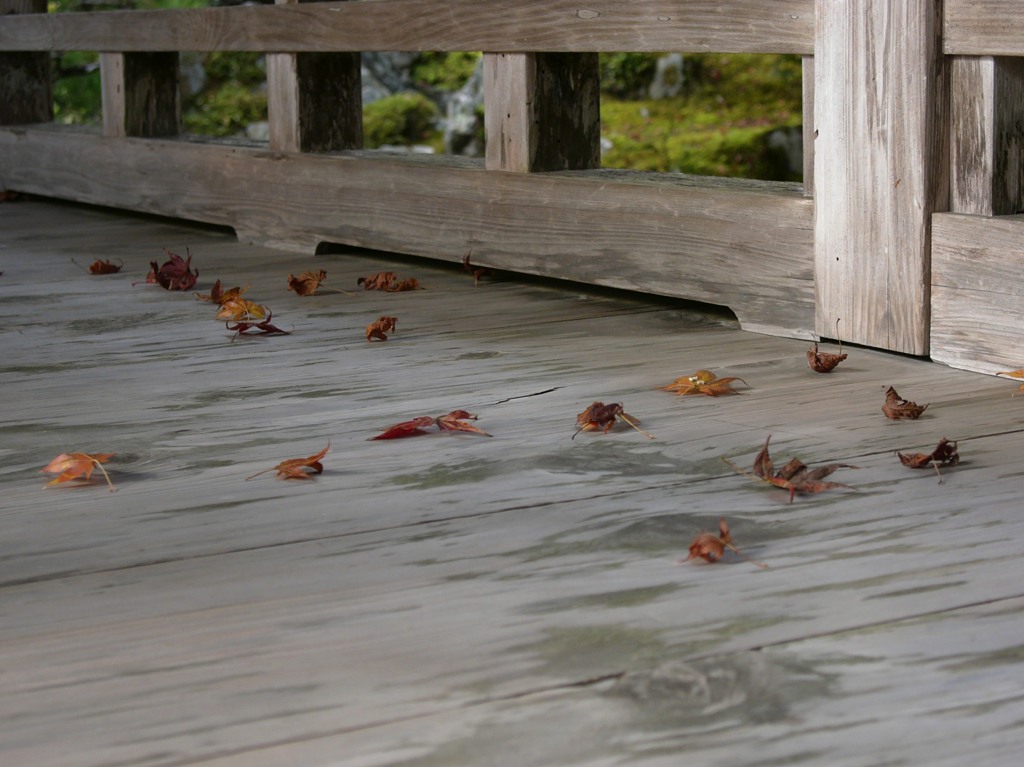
[1,0,1022,372]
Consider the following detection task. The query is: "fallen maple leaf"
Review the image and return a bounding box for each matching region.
[882,386,929,420]
[41,452,116,492]
[227,310,290,340]
[246,441,330,480]
[196,279,248,305]
[463,252,491,286]
[898,437,959,483]
[723,434,858,502]
[357,271,420,292]
[681,518,767,568]
[371,410,491,440]
[808,319,848,373]
[659,369,747,397]
[288,269,328,296]
[996,369,1024,396]
[217,297,267,322]
[366,315,397,342]
[573,401,654,439]
[72,257,123,275]
[147,248,198,291]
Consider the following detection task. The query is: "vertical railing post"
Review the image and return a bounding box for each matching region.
[814,0,948,355]
[949,56,1024,216]
[266,0,362,152]
[100,52,180,138]
[0,0,51,125]
[801,55,814,197]
[483,52,600,172]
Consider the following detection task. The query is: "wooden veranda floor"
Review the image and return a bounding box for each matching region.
[2,199,1024,767]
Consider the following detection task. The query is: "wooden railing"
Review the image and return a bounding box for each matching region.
[1,0,1022,373]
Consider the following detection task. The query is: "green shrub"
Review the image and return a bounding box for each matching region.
[363,92,440,148]
[599,53,659,98]
[410,52,480,92]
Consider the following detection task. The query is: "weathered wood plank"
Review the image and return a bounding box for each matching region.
[0,0,815,54]
[2,201,1023,767]
[484,52,600,172]
[0,0,50,125]
[931,212,1024,374]
[0,126,815,336]
[945,0,1024,56]
[265,0,362,153]
[814,0,948,356]
[99,52,180,138]
[949,56,1024,216]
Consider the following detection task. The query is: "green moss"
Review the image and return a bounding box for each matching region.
[183,52,267,137]
[600,53,803,179]
[410,52,480,92]
[363,91,440,148]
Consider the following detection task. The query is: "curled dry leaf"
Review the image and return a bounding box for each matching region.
[247,441,330,480]
[227,310,290,340]
[72,257,123,275]
[682,518,767,569]
[882,386,929,420]
[898,437,959,483]
[147,248,198,291]
[463,252,491,286]
[996,369,1024,396]
[217,297,267,322]
[42,452,116,492]
[807,319,848,373]
[371,410,491,440]
[366,315,397,342]
[660,369,748,397]
[357,271,420,292]
[288,269,328,296]
[573,402,654,439]
[723,434,858,503]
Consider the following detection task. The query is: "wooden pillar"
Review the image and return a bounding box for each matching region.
[801,55,814,197]
[266,0,362,152]
[484,52,600,172]
[0,0,51,125]
[814,0,948,355]
[100,52,180,138]
[950,56,1024,216]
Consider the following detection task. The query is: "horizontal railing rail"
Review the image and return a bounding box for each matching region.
[0,0,815,54]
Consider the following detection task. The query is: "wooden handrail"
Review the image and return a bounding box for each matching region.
[0,0,814,54]
[945,0,1024,55]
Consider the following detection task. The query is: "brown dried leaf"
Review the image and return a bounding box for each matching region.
[682,519,767,568]
[247,442,330,480]
[435,409,492,437]
[217,297,267,322]
[42,452,116,492]
[807,320,847,373]
[366,315,397,342]
[462,252,491,286]
[573,401,654,439]
[882,386,929,420]
[357,271,420,292]
[370,410,491,440]
[897,437,959,483]
[660,369,748,396]
[147,248,198,291]
[996,369,1024,395]
[288,269,327,296]
[726,434,858,502]
[227,310,290,340]
[73,257,123,275]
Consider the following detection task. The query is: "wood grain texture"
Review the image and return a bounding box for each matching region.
[0,0,815,54]
[484,52,600,172]
[813,0,948,355]
[1,201,1023,767]
[945,0,1024,55]
[931,212,1024,373]
[0,125,815,336]
[100,52,180,138]
[950,57,1024,216]
[0,0,50,125]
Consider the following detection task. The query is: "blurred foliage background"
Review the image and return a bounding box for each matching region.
[45,1,803,181]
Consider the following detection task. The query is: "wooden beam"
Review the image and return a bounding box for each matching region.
[100,52,180,138]
[266,0,362,153]
[945,0,1024,56]
[813,0,948,355]
[931,212,1024,374]
[484,52,600,172]
[0,0,50,125]
[0,126,814,337]
[950,56,1024,216]
[0,0,815,54]
[800,55,814,197]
